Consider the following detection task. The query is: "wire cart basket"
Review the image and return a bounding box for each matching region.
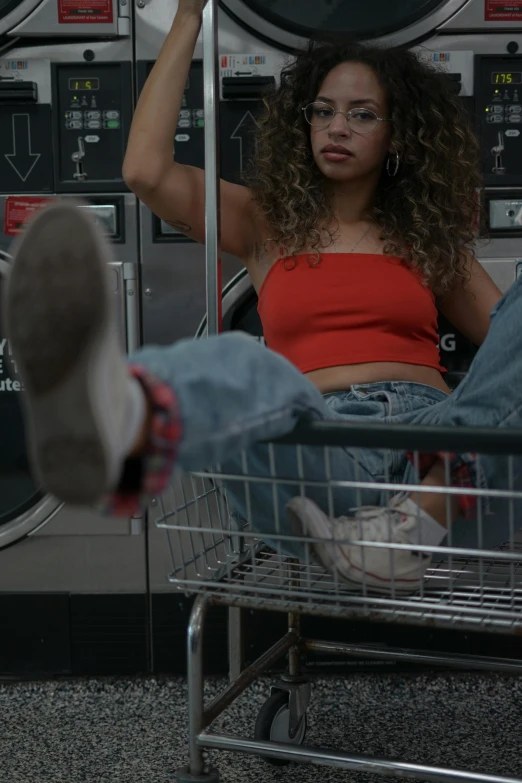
[162,3,522,781]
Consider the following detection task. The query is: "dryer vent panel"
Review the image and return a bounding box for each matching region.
[52,62,132,193]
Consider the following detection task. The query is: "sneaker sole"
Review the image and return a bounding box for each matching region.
[4,202,115,505]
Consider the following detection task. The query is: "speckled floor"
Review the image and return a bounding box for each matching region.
[2,673,522,783]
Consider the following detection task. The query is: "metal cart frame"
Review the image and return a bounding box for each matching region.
[166,5,522,781]
[161,421,522,783]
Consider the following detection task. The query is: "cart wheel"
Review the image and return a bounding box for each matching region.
[254,690,308,766]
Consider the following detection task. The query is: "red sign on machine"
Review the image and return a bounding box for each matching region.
[4,197,52,237]
[485,0,522,20]
[58,0,113,24]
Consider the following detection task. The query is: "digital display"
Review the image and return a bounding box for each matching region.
[491,72,522,84]
[68,78,100,91]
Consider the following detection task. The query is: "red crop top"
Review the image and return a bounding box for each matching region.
[257,253,446,375]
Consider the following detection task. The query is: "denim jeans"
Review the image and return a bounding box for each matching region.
[130,273,522,558]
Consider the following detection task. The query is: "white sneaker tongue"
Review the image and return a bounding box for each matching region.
[395,498,448,547]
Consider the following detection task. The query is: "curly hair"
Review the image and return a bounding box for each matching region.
[244,41,482,294]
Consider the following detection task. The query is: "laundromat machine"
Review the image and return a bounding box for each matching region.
[0,0,150,673]
[1,0,522,674]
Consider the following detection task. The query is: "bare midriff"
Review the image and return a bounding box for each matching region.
[305,362,452,396]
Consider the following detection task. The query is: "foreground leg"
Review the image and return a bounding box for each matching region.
[407,275,522,550]
[415,459,460,526]
[3,201,328,506]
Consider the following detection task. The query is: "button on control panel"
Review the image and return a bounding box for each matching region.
[177,108,205,129]
[64,108,120,130]
[54,62,131,189]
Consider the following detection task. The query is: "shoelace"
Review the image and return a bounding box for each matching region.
[349,492,410,522]
[341,504,414,544]
[332,514,394,544]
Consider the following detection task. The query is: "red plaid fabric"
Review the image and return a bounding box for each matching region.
[102,364,183,517]
[406,451,478,519]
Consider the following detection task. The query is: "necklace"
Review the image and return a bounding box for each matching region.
[332,223,373,254]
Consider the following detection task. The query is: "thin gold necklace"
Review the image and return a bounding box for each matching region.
[332,223,372,254]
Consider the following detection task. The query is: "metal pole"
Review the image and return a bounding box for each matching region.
[187,595,209,776]
[202,0,222,336]
[228,606,243,682]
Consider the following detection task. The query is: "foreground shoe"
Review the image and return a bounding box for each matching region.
[286,495,432,594]
[3,201,134,505]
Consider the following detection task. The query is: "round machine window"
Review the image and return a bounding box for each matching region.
[0,275,44,527]
[235,0,447,40]
[0,0,27,21]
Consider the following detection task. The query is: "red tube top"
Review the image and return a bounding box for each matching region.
[257,253,445,374]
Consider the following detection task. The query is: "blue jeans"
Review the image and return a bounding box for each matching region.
[131,274,522,558]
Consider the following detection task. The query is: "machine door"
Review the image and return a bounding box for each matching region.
[0,198,136,548]
[220,0,522,50]
[0,0,129,39]
[0,252,62,548]
[220,0,470,49]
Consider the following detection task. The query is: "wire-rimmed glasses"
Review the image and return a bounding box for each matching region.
[302,102,391,135]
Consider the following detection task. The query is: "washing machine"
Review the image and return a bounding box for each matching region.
[0,33,149,674]
[0,33,147,615]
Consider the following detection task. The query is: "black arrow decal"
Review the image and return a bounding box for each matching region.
[234,70,253,76]
[5,114,40,182]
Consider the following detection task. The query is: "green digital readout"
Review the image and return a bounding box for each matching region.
[491,72,522,84]
[68,78,100,91]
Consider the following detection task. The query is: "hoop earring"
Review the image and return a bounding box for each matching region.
[386,152,400,177]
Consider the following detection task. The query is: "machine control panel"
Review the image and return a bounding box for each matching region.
[52,63,132,192]
[477,57,522,186]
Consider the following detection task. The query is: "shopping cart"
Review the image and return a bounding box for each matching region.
[159,3,522,781]
[153,419,522,783]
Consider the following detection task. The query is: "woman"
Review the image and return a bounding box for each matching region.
[4,0,516,595]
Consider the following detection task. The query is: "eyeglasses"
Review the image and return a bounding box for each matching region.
[302,102,391,135]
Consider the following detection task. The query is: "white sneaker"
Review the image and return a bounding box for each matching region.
[3,201,137,505]
[286,495,432,594]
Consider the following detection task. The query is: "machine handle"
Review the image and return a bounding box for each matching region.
[0,80,38,102]
[202,0,222,335]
